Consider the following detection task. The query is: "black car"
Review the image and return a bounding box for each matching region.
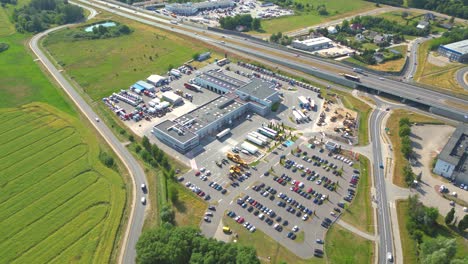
[208,205,216,211]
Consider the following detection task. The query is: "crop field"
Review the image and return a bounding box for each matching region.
[0,103,125,263]
[259,0,375,34]
[43,15,205,101]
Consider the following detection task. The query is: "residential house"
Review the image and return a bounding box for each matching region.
[354,33,365,42]
[417,20,429,30]
[373,34,385,45]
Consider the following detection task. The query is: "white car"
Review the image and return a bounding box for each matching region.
[141,183,146,190]
[302,215,309,221]
[141,197,146,204]
[200,167,206,172]
[292,225,299,232]
[387,252,393,262]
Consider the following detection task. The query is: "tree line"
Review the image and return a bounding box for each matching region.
[407,0,468,19]
[136,223,260,264]
[405,195,468,263]
[12,0,84,33]
[429,27,468,51]
[351,15,430,37]
[67,22,132,40]
[219,14,261,32]
[398,117,420,186]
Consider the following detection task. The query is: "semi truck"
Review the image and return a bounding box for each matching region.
[216,128,231,139]
[184,83,202,92]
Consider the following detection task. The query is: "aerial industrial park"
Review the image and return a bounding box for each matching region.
[1,0,467,263]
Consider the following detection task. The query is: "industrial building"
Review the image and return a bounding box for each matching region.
[131,80,155,93]
[153,69,280,153]
[165,0,234,16]
[146,74,167,86]
[433,124,468,184]
[162,91,183,105]
[291,37,332,51]
[153,95,246,153]
[437,39,468,63]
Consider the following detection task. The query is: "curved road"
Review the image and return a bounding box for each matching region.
[456,67,468,90]
[29,3,146,264]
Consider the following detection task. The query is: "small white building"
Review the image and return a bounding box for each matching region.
[147,74,167,87]
[327,26,337,34]
[292,37,332,51]
[162,91,183,105]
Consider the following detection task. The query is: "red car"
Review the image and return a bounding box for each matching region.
[307,188,313,193]
[195,171,201,176]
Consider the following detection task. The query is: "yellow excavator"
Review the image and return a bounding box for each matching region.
[226,152,247,166]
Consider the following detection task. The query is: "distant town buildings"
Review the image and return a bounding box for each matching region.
[165,0,234,16]
[433,124,468,184]
[291,37,332,51]
[438,39,468,63]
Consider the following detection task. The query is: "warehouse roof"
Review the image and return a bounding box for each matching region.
[438,123,468,166]
[237,78,277,100]
[135,80,154,90]
[197,69,248,91]
[292,37,332,47]
[147,74,166,84]
[174,95,245,133]
[154,120,198,144]
[441,39,468,55]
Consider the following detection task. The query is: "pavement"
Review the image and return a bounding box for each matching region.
[29,3,147,264]
[456,67,468,90]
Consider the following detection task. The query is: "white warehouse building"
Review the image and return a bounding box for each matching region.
[292,37,332,51]
[166,0,234,16]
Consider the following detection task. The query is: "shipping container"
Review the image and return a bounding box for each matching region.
[216,128,231,139]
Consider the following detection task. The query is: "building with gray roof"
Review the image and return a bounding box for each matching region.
[438,39,468,63]
[165,0,234,16]
[154,69,280,153]
[433,123,468,184]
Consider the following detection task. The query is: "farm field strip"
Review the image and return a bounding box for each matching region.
[0,179,109,262]
[13,205,108,264]
[0,151,88,204]
[0,171,99,229]
[0,105,125,263]
[1,142,86,184]
[0,158,89,217]
[0,127,76,163]
[0,114,59,139]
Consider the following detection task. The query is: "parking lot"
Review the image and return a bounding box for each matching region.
[179,135,362,258]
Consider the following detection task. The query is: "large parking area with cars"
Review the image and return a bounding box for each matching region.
[179,135,362,258]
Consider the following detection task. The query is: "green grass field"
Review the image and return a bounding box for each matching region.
[341,156,374,233]
[0,7,15,36]
[0,103,125,263]
[325,224,374,264]
[43,16,206,101]
[259,0,375,34]
[0,31,73,113]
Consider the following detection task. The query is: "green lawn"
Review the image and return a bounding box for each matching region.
[224,213,374,264]
[341,156,374,233]
[260,0,375,34]
[0,6,15,36]
[325,224,374,264]
[43,16,206,101]
[0,103,126,263]
[396,200,468,264]
[0,32,74,113]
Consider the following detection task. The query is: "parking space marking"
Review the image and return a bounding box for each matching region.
[190,159,197,170]
[230,200,233,205]
[245,186,250,190]
[218,199,223,203]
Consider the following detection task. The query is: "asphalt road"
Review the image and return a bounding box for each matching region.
[369,104,393,264]
[29,4,146,264]
[77,0,468,121]
[456,67,468,90]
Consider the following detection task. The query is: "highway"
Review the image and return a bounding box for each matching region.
[456,67,468,90]
[369,105,393,264]
[77,0,468,122]
[29,3,146,264]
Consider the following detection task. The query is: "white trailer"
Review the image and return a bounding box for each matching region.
[216,128,231,139]
[246,135,265,146]
[298,96,309,106]
[170,69,182,77]
[241,141,259,154]
[250,132,270,142]
[261,127,278,136]
[296,109,307,120]
[309,99,316,111]
[292,110,303,123]
[247,133,268,145]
